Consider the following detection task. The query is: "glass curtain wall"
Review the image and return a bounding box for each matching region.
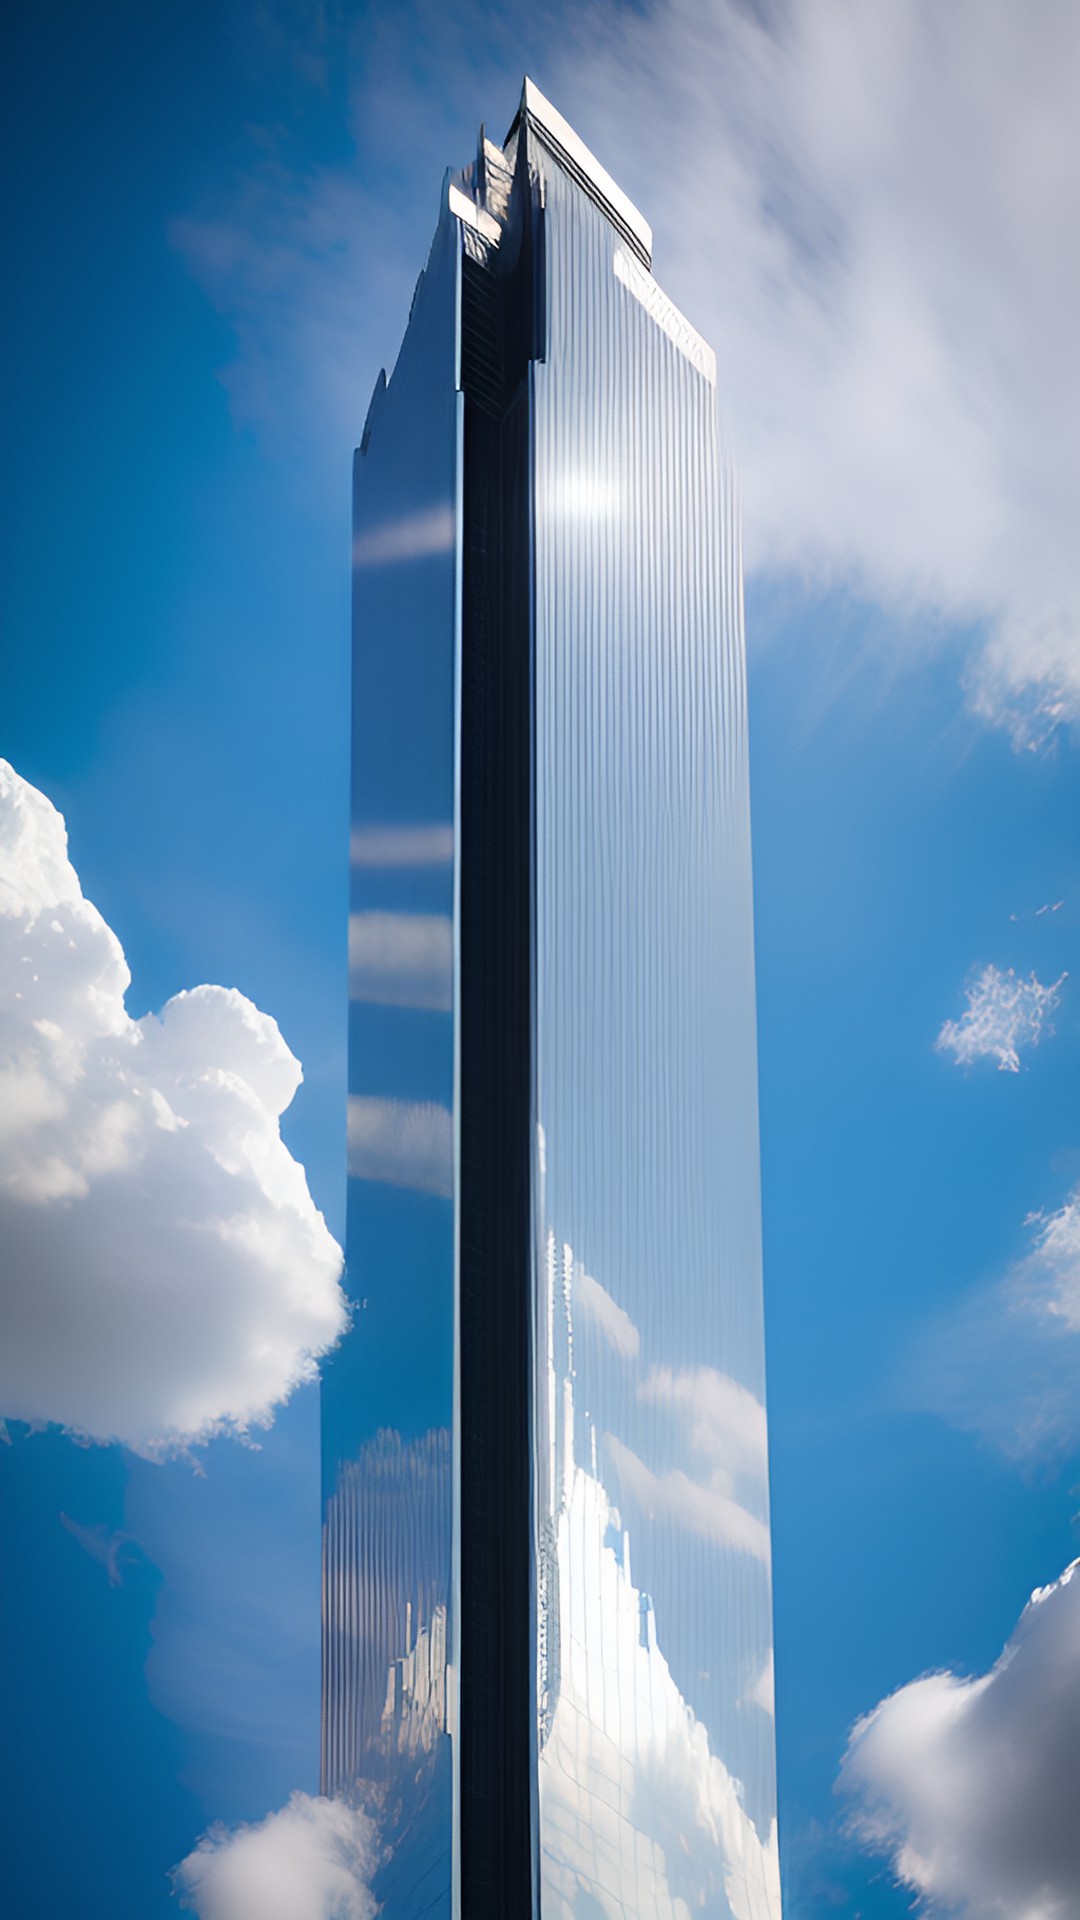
[324,81,781,1920]
[525,107,781,1920]
[322,199,461,1920]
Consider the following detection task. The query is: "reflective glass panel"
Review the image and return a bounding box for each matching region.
[322,201,461,1920]
[324,88,781,1920]
[528,130,781,1920]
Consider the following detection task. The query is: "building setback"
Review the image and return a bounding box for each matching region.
[322,78,781,1920]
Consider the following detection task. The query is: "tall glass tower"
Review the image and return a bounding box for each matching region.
[322,79,781,1920]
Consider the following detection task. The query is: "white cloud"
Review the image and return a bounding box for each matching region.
[349,823,453,869]
[914,1180,1080,1462]
[352,503,455,567]
[936,963,1066,1071]
[747,1649,775,1719]
[346,1094,452,1197]
[842,1558,1080,1919]
[574,1264,640,1358]
[602,1366,771,1558]
[348,911,452,1010]
[606,1431,771,1562]
[1029,1186,1080,1331]
[0,761,346,1456]
[639,1364,769,1488]
[178,0,1080,742]
[567,0,1080,744]
[541,1455,780,1919]
[173,1792,377,1920]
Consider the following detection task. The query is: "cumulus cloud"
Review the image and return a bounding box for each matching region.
[348,911,452,1010]
[914,1180,1080,1462]
[179,0,1080,742]
[346,1094,452,1197]
[842,1559,1080,1919]
[0,761,346,1456]
[174,1792,377,1920]
[936,963,1066,1071]
[541,1460,780,1919]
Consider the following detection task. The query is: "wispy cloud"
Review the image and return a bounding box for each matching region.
[574,1265,640,1359]
[606,1431,771,1562]
[346,1093,452,1197]
[602,1361,771,1556]
[353,503,455,567]
[569,0,1080,745]
[936,963,1066,1072]
[174,1792,377,1920]
[349,823,453,869]
[639,1364,769,1490]
[1028,1186,1080,1332]
[842,1558,1080,1918]
[746,1649,775,1719]
[178,0,1080,742]
[170,1,534,467]
[0,762,346,1456]
[913,1179,1080,1462]
[348,911,452,1010]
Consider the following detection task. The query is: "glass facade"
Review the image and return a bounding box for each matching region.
[321,197,460,1917]
[323,77,781,1920]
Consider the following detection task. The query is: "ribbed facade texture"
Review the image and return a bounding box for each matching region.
[323,78,781,1920]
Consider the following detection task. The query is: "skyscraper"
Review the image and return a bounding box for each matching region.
[323,78,781,1920]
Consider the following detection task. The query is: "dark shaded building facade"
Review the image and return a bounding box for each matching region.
[322,79,781,1920]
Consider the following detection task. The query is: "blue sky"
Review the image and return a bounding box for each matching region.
[2,2,1078,1916]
